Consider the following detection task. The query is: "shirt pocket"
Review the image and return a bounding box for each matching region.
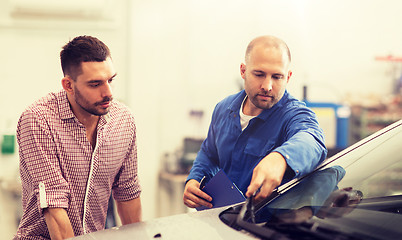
[244,138,276,158]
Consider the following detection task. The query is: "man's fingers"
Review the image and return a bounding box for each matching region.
[247,152,287,199]
[246,182,260,198]
[246,172,264,197]
[184,198,201,208]
[246,173,277,200]
[191,188,213,208]
[188,185,212,202]
[183,180,213,208]
[254,181,275,201]
[184,195,213,209]
[195,188,212,202]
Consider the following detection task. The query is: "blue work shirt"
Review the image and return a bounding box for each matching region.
[187,90,327,195]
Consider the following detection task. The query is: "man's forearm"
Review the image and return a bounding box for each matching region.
[44,208,74,240]
[116,197,142,225]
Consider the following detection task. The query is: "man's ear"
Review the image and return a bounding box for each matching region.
[287,70,292,83]
[240,63,246,80]
[62,76,74,94]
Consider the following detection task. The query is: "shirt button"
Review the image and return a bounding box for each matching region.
[233,114,237,118]
[285,154,290,159]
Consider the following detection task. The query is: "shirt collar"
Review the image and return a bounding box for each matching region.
[99,112,111,126]
[228,90,247,113]
[57,90,75,120]
[228,89,289,120]
[57,90,111,124]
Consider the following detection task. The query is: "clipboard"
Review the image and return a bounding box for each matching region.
[196,169,246,211]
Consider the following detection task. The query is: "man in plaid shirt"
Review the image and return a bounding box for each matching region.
[14,36,142,239]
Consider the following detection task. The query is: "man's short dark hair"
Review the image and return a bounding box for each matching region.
[60,35,111,80]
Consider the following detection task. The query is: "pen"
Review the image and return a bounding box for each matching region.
[199,176,206,189]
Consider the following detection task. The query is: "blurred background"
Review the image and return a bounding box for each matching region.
[1,0,401,238]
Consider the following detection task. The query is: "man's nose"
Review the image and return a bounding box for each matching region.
[102,82,113,98]
[261,77,273,92]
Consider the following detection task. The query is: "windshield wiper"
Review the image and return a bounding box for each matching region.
[235,196,373,240]
[265,220,376,240]
[235,196,291,240]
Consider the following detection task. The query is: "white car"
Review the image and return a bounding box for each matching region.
[72,119,402,240]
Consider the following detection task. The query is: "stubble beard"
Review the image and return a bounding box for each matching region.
[74,87,112,116]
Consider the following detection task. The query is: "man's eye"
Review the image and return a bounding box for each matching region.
[273,75,283,80]
[89,83,100,87]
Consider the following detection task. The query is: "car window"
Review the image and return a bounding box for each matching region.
[349,159,402,198]
[220,120,402,240]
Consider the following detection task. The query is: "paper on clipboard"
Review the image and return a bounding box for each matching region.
[196,169,246,211]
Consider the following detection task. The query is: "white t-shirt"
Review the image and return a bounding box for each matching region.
[239,96,257,131]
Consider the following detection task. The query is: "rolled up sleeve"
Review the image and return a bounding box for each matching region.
[18,110,70,214]
[274,109,327,178]
[112,118,141,202]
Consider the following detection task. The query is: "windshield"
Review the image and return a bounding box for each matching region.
[220,120,402,240]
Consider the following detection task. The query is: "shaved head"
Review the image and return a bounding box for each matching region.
[245,35,291,65]
[240,35,293,115]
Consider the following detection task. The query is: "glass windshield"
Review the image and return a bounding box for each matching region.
[220,120,402,240]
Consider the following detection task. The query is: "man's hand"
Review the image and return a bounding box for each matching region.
[183,179,213,208]
[246,152,287,201]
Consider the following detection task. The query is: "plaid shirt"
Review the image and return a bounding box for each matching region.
[14,90,141,239]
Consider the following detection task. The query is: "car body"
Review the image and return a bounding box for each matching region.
[72,119,402,240]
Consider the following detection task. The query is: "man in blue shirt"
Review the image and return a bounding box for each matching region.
[183,35,327,209]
